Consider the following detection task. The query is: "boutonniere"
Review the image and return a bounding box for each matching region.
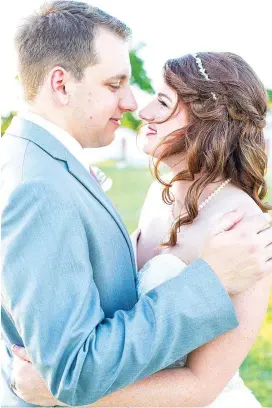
[90,166,113,192]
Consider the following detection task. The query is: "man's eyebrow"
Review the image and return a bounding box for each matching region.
[105,74,129,82]
[158,92,172,103]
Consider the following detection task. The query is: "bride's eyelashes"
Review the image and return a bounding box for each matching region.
[158,98,168,108]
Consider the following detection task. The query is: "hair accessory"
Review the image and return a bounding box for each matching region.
[192,53,217,101]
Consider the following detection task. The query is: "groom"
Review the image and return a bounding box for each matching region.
[1,1,272,407]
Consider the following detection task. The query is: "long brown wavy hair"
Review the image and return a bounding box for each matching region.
[150,52,271,247]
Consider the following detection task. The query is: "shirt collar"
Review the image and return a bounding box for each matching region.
[18,110,90,172]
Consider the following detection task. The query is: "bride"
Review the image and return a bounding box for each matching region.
[10,52,271,407]
[133,51,271,407]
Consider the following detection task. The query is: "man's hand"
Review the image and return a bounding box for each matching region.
[11,345,65,406]
[201,208,272,294]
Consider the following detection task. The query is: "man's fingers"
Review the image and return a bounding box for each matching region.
[211,208,245,236]
[234,212,271,234]
[263,244,272,262]
[261,259,272,278]
[11,345,31,362]
[258,225,272,248]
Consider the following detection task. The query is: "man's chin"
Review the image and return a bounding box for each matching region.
[99,131,116,147]
[85,132,116,148]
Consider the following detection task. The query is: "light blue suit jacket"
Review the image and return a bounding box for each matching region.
[1,117,238,406]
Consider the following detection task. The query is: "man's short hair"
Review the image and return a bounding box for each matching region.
[15,1,131,100]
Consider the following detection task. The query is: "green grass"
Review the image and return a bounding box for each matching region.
[106,165,153,232]
[102,163,272,407]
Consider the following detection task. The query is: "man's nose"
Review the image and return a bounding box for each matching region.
[119,89,138,113]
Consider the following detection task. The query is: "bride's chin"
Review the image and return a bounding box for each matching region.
[140,143,151,155]
[141,142,160,157]
[142,147,158,158]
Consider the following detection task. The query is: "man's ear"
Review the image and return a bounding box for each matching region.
[50,66,70,106]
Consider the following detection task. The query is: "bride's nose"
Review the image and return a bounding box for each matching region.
[139,106,155,123]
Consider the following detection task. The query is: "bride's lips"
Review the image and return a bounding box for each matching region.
[109,117,121,127]
[146,125,157,136]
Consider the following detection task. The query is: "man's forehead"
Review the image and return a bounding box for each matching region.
[84,63,131,82]
[97,54,131,81]
[94,27,131,69]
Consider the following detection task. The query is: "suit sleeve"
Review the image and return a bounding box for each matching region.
[1,179,239,406]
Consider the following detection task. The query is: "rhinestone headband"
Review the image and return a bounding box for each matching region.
[192,53,217,101]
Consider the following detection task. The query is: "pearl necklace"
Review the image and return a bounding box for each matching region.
[171,178,231,220]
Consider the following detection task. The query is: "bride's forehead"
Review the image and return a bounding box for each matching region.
[156,79,177,99]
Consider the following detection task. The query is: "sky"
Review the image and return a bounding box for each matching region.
[0,0,271,115]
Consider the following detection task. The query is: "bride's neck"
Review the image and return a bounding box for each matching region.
[161,154,195,205]
[162,154,188,177]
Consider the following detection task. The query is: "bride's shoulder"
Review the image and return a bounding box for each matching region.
[144,179,164,202]
[141,175,173,212]
[201,186,264,234]
[170,186,266,264]
[138,179,166,228]
[145,173,172,197]
[215,184,264,217]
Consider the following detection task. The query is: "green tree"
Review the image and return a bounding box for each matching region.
[267,89,272,109]
[121,44,154,131]
[129,44,154,94]
[1,112,16,136]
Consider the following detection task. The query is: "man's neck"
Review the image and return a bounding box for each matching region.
[25,107,70,135]
[19,109,92,171]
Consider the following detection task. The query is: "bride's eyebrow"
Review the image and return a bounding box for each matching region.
[158,92,172,103]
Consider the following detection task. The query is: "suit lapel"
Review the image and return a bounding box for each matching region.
[6,117,136,270]
[65,152,134,258]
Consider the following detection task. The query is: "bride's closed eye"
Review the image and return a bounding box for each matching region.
[158,99,168,108]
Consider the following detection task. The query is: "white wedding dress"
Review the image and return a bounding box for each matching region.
[131,230,262,408]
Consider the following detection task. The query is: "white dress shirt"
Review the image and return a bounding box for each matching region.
[19,111,90,172]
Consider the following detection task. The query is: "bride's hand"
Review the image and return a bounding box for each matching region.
[10,345,66,406]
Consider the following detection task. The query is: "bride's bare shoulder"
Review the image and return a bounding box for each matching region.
[138,177,170,228]
[169,185,267,264]
[138,181,161,222]
[146,173,173,196]
[198,186,266,238]
[211,184,265,218]
[142,178,167,204]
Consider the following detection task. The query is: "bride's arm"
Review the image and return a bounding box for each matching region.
[184,271,271,403]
